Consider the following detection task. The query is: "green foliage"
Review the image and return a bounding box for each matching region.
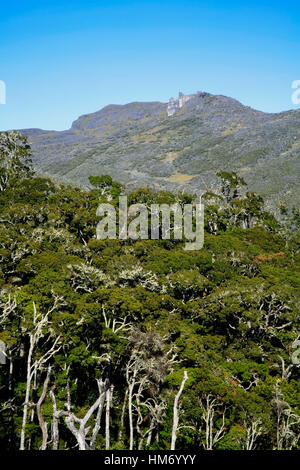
[89,175,113,188]
[0,131,33,192]
[0,156,299,450]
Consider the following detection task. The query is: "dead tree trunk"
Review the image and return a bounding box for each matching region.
[50,390,61,450]
[245,419,263,450]
[36,365,51,450]
[200,394,226,450]
[118,388,128,443]
[90,378,109,450]
[54,378,106,450]
[171,370,188,450]
[105,384,114,449]
[127,363,138,450]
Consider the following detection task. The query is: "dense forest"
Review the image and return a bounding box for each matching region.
[0,131,299,451]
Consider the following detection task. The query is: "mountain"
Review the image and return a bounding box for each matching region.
[20,91,300,207]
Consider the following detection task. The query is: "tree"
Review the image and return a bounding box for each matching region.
[199,394,227,450]
[0,131,33,191]
[272,381,300,450]
[216,171,246,203]
[0,169,299,451]
[51,378,109,450]
[19,295,64,450]
[125,329,175,450]
[89,174,113,198]
[171,371,188,450]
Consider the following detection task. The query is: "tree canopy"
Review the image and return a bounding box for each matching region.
[0,134,299,450]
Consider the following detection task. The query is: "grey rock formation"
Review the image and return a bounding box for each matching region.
[167,91,192,116]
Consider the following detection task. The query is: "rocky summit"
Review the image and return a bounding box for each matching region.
[20,91,300,208]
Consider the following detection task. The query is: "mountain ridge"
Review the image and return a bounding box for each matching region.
[17,91,300,208]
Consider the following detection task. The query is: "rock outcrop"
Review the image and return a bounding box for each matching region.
[167,92,192,116]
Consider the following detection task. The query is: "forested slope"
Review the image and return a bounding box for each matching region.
[0,132,299,450]
[21,91,300,209]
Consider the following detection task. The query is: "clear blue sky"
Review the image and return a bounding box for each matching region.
[0,0,299,131]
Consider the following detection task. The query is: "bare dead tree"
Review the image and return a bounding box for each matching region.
[134,376,150,449]
[49,390,61,450]
[50,376,110,451]
[240,415,264,450]
[57,378,108,450]
[199,394,227,450]
[137,397,167,449]
[118,388,128,443]
[126,355,139,450]
[36,365,51,450]
[101,306,132,449]
[171,370,188,450]
[278,355,294,380]
[272,381,300,450]
[102,306,131,337]
[90,378,110,450]
[105,383,114,449]
[0,294,17,326]
[19,296,64,450]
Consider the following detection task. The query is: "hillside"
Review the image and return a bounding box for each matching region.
[20,91,300,208]
[0,129,300,451]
